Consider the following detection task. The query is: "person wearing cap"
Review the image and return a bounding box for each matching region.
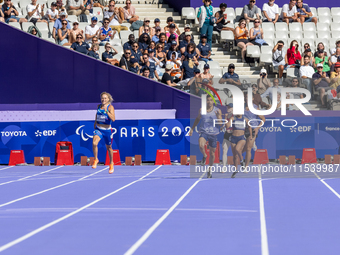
[296,0,317,25]
[26,0,47,24]
[85,16,101,44]
[314,49,331,75]
[312,63,331,107]
[166,51,182,82]
[179,24,194,43]
[71,34,90,54]
[138,33,151,54]
[123,0,138,24]
[152,18,164,34]
[87,43,100,60]
[179,31,195,54]
[330,47,340,70]
[141,53,160,81]
[197,0,214,48]
[152,26,162,43]
[123,34,135,50]
[164,16,180,35]
[166,23,179,45]
[199,64,213,85]
[128,57,140,74]
[69,21,84,44]
[66,0,89,17]
[102,43,119,65]
[166,40,181,60]
[219,63,241,86]
[331,40,340,56]
[131,41,143,64]
[42,2,58,22]
[188,69,202,96]
[330,62,340,90]
[299,55,315,97]
[161,64,178,87]
[139,17,153,37]
[257,68,271,95]
[99,18,116,45]
[214,3,234,33]
[52,11,70,40]
[2,0,27,24]
[197,34,212,63]
[103,0,128,33]
[166,33,177,49]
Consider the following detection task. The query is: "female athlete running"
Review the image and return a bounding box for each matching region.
[92,92,115,174]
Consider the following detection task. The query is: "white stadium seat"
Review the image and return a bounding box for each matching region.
[286,67,299,78]
[262,23,275,33]
[310,7,317,17]
[35,22,49,32]
[329,38,338,49]
[78,23,87,32]
[67,15,78,23]
[289,23,302,32]
[333,18,340,23]
[303,23,316,32]
[113,45,123,55]
[43,37,56,43]
[19,0,32,8]
[263,31,275,41]
[317,22,329,32]
[289,31,303,41]
[275,31,288,39]
[332,31,340,39]
[110,38,122,46]
[225,8,236,23]
[316,38,329,49]
[261,45,272,54]
[235,7,243,22]
[331,23,340,32]
[46,0,54,7]
[120,30,131,41]
[259,53,272,66]
[246,45,260,58]
[304,31,317,40]
[182,7,196,21]
[207,61,220,69]
[93,7,103,16]
[197,62,205,72]
[8,22,22,30]
[21,22,31,32]
[133,30,139,38]
[275,23,288,33]
[331,7,340,17]
[40,30,50,38]
[220,30,234,43]
[210,68,222,79]
[264,38,274,47]
[318,31,330,40]
[36,0,46,6]
[318,16,331,24]
[317,7,331,17]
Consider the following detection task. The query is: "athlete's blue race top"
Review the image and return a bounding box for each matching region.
[233,115,246,131]
[96,104,112,125]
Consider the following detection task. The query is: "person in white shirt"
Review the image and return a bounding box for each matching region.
[330,40,340,56]
[299,55,314,98]
[26,0,47,24]
[85,16,100,44]
[67,0,89,16]
[262,0,281,23]
[261,78,281,102]
[281,0,300,24]
[103,0,128,33]
[272,41,286,78]
[42,2,59,22]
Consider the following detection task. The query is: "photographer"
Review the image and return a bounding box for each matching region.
[272,40,286,79]
[257,68,271,95]
[219,63,241,86]
[286,40,301,68]
[312,63,331,108]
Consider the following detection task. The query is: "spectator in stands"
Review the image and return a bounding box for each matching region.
[120,49,131,69]
[103,0,127,33]
[141,53,160,81]
[214,3,234,33]
[200,64,213,85]
[57,20,71,45]
[138,33,151,54]
[131,41,143,64]
[102,43,119,65]
[251,84,271,109]
[0,9,4,23]
[42,2,58,22]
[179,25,194,43]
[330,62,340,89]
[164,16,180,35]
[2,0,27,23]
[234,19,253,63]
[179,60,196,86]
[161,65,178,87]
[99,18,116,45]
[152,26,162,43]
[272,41,286,79]
[262,0,281,23]
[286,40,301,68]
[331,39,340,56]
[219,63,241,86]
[290,78,304,98]
[197,34,212,63]
[88,44,99,59]
[180,31,194,54]
[84,0,93,14]
[158,33,167,52]
[166,41,180,60]
[71,34,90,54]
[257,69,272,94]
[281,0,300,24]
[69,21,84,44]
[152,18,164,34]
[52,11,70,40]
[56,0,64,11]
[29,25,40,37]
[141,67,150,78]
[93,0,107,10]
[240,0,261,24]
[330,47,340,71]
[148,41,156,54]
[155,43,166,69]
[166,23,179,45]
[301,44,314,66]
[27,0,47,24]
[296,0,317,25]
[249,18,268,47]
[313,63,331,107]
[139,18,152,37]
[261,78,281,102]
[166,52,182,82]
[197,0,214,48]
[123,0,138,24]
[90,36,99,47]
[314,42,327,58]
[66,0,89,16]
[299,55,314,97]
[123,34,135,50]
[128,57,140,74]
[85,16,100,45]
[314,50,331,76]
[189,69,203,96]
[183,42,199,66]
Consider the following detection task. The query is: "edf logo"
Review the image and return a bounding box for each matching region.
[35,130,57,137]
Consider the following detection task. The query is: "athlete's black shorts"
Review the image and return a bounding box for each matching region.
[224,132,232,141]
[245,128,257,139]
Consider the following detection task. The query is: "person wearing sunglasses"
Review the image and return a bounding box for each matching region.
[240,0,261,24]
[152,26,162,44]
[138,33,151,54]
[99,18,116,45]
[155,43,166,71]
[57,20,71,45]
[71,34,90,55]
[2,0,27,24]
[197,34,212,63]
[66,0,89,17]
[140,53,160,81]
[120,50,132,69]
[130,42,143,64]
[180,31,195,55]
[152,18,164,35]
[290,78,304,99]
[281,0,300,24]
[30,26,39,36]
[122,0,138,24]
[103,0,128,33]
[301,47,314,67]
[164,16,180,36]
[197,0,214,48]
[219,63,241,86]
[234,19,253,63]
[262,0,281,24]
[69,21,84,44]
[249,19,268,47]
[52,11,70,41]
[139,17,153,37]
[296,0,317,25]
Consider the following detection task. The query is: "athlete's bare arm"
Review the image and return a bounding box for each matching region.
[189,109,202,136]
[107,105,115,122]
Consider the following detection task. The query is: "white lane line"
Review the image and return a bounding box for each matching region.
[258,165,270,255]
[309,165,340,199]
[0,166,64,186]
[0,165,162,253]
[0,167,109,209]
[124,173,205,255]
[0,166,15,171]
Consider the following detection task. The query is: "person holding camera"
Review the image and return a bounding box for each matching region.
[312,63,331,108]
[257,69,272,95]
[330,47,340,72]
[272,40,286,79]
[286,40,301,68]
[330,62,340,90]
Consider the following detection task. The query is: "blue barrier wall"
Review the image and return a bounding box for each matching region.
[0,23,198,119]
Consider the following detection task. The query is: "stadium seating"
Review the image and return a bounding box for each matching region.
[246,45,261,59]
